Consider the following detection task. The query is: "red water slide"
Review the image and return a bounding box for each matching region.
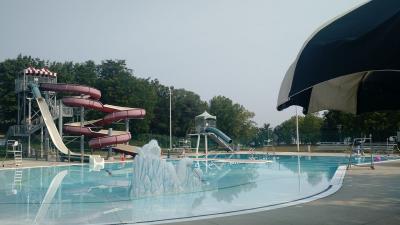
[40,83,146,155]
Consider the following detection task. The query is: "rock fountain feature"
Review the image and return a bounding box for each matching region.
[131,140,203,198]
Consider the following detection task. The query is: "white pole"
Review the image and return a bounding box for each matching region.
[169,87,172,158]
[296,107,301,191]
[107,128,112,160]
[125,119,129,145]
[27,98,32,157]
[296,106,300,152]
[205,134,208,155]
[196,134,200,155]
[80,106,84,163]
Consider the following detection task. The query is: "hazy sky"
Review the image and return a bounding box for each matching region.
[0,0,368,126]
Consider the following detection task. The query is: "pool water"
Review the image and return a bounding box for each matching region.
[200,153,397,164]
[0,154,390,224]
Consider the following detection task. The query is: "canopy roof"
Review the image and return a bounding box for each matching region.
[277,0,400,114]
[24,67,57,77]
[195,111,216,120]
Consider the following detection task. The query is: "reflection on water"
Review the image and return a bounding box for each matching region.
[277,156,341,187]
[0,154,346,224]
[211,163,259,203]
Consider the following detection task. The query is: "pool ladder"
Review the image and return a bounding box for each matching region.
[12,169,23,192]
[347,137,374,170]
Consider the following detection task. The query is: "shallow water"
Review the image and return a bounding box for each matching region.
[0,155,378,224]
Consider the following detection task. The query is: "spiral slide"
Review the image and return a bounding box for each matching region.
[30,84,97,162]
[35,83,145,158]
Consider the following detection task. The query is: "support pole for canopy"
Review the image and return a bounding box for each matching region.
[370,134,374,169]
[169,87,172,159]
[296,107,301,191]
[296,108,299,152]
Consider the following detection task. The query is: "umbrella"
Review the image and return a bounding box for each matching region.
[277,0,400,114]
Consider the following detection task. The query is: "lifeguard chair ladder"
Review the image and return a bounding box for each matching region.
[3,140,23,167]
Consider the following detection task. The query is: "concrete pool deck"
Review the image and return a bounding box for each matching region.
[167,160,400,225]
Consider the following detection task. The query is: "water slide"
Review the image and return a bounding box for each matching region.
[204,127,234,151]
[32,83,145,157]
[30,84,98,162]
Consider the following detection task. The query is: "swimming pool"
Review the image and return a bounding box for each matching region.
[0,154,372,224]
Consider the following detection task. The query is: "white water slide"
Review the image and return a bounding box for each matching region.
[36,98,77,156]
[35,95,102,163]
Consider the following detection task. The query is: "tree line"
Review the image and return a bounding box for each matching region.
[1,56,399,147]
[0,55,258,147]
[273,111,400,145]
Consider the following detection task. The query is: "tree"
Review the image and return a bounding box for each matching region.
[95,60,157,133]
[252,123,273,147]
[300,114,323,144]
[172,88,208,137]
[321,110,400,142]
[0,55,45,132]
[274,117,297,144]
[209,96,257,144]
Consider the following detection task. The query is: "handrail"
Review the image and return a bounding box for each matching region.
[347,137,374,170]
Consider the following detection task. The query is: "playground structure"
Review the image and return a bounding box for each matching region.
[5,67,145,163]
[189,111,233,154]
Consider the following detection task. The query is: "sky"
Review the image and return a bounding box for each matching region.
[0,0,368,126]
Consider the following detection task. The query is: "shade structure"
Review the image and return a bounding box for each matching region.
[277,1,400,114]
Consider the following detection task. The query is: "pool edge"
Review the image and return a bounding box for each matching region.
[127,165,348,225]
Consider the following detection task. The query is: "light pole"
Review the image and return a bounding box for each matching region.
[168,87,172,158]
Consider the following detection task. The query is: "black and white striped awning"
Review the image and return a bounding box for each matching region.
[24,67,57,77]
[277,0,400,114]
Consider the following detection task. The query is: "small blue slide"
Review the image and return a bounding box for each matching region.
[204,127,233,151]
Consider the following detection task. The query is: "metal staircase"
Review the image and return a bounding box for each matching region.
[6,100,73,139]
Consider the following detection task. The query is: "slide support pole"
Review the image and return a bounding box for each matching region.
[80,106,84,163]
[107,128,113,160]
[196,134,200,155]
